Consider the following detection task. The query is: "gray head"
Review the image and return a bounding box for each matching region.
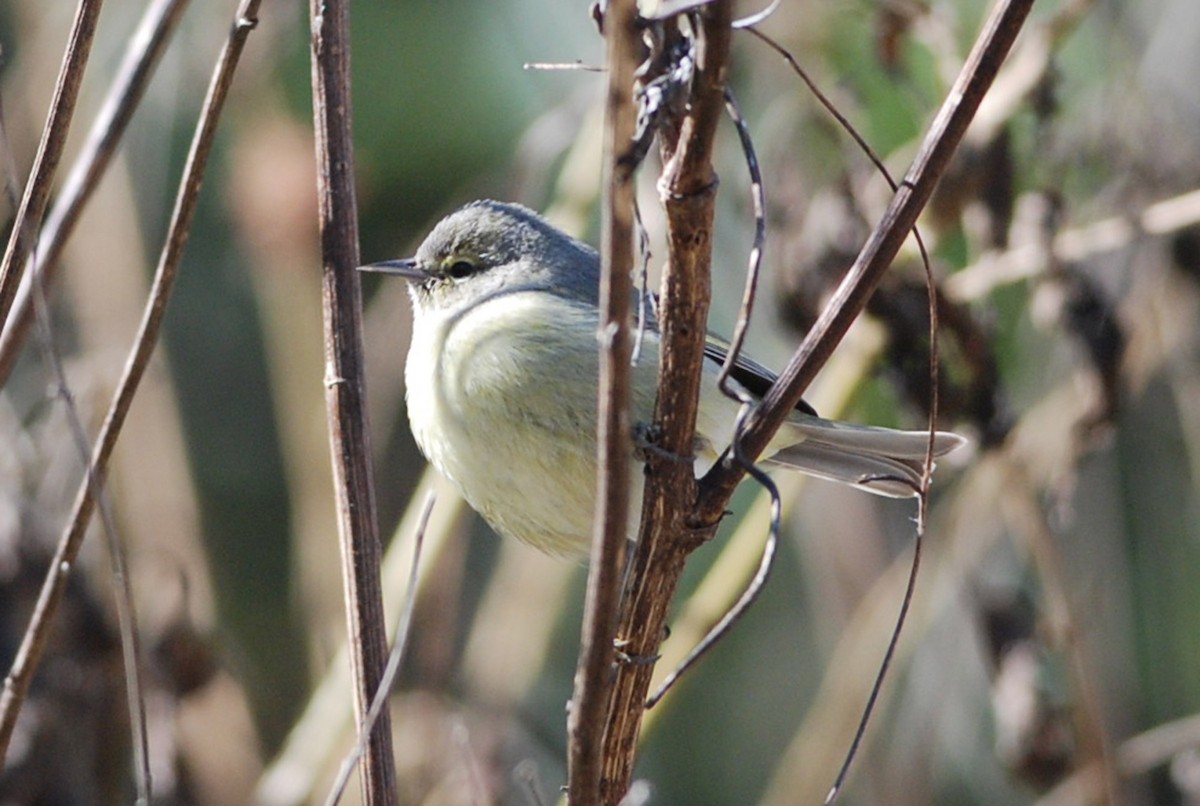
[361,200,601,315]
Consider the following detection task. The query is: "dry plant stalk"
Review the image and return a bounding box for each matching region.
[0,0,264,777]
[307,0,397,801]
[0,0,192,385]
[567,0,642,802]
[581,0,1037,801]
[0,0,103,329]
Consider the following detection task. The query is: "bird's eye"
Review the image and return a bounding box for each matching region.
[445,259,476,279]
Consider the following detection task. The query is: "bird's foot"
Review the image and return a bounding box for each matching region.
[633,422,692,465]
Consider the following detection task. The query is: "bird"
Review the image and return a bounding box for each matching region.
[361,200,964,557]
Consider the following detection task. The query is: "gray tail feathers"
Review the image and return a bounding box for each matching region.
[765,419,966,498]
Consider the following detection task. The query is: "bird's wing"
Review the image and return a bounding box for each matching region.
[701,334,819,417]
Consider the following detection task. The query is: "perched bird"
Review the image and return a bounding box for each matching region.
[362,200,963,557]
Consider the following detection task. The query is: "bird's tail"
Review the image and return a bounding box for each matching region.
[764,418,966,498]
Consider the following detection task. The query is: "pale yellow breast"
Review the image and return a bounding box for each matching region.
[405,290,659,555]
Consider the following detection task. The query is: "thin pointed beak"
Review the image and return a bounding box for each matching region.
[357,258,426,280]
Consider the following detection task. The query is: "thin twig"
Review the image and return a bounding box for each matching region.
[823,496,927,804]
[255,469,464,806]
[0,0,263,768]
[731,0,781,29]
[524,61,604,72]
[0,0,104,333]
[325,493,435,806]
[742,29,948,792]
[699,0,1036,518]
[34,257,153,806]
[567,0,641,802]
[308,0,396,801]
[819,176,945,801]
[742,27,894,192]
[29,232,153,804]
[0,86,151,801]
[0,0,192,385]
[713,87,766,402]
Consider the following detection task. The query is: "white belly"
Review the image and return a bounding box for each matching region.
[405,291,653,556]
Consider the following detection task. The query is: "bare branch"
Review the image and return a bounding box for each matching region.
[599,4,733,802]
[308,0,397,802]
[0,0,192,385]
[567,0,642,802]
[20,219,153,803]
[698,0,1036,519]
[0,0,263,768]
[0,0,103,338]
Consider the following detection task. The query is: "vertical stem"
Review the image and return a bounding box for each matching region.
[308,2,396,802]
[598,4,733,803]
[567,0,642,803]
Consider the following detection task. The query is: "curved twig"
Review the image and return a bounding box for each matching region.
[714,86,767,403]
[731,0,781,30]
[822,495,927,804]
[740,22,948,798]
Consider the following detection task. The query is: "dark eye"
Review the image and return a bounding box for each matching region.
[446,260,476,279]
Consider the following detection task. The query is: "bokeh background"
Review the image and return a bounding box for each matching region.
[3,0,1200,803]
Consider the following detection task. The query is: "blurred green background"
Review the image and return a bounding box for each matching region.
[3,0,1200,803]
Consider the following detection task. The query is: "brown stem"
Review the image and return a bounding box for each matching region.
[308,1,397,802]
[0,0,103,340]
[567,0,642,803]
[698,0,1036,520]
[0,0,192,386]
[0,0,262,768]
[598,5,733,803]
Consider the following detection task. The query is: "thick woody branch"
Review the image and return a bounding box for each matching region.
[598,4,733,803]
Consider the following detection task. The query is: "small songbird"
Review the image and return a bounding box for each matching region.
[361,200,964,557]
